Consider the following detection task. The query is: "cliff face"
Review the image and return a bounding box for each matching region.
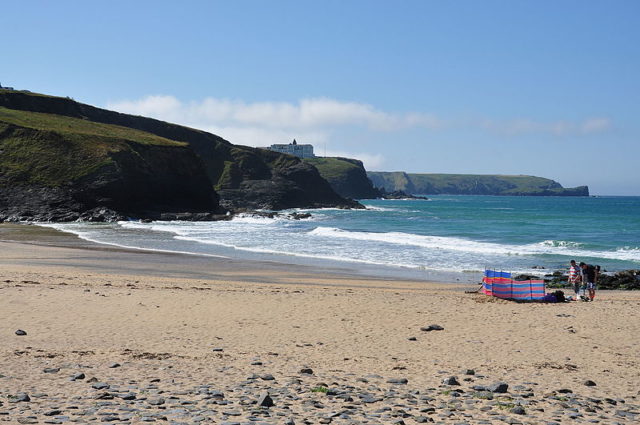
[0,108,221,222]
[305,157,380,199]
[0,90,359,212]
[367,172,589,196]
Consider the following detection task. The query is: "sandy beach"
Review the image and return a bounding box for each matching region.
[1,223,639,424]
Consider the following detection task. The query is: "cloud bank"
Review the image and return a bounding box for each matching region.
[107,95,612,169]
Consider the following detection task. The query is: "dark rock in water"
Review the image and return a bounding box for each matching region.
[257,391,274,407]
[305,157,381,200]
[510,406,526,415]
[15,329,27,336]
[300,368,314,375]
[9,393,30,403]
[442,376,460,386]
[387,378,409,385]
[420,324,444,332]
[379,189,428,200]
[488,382,509,393]
[43,367,60,373]
[584,380,597,386]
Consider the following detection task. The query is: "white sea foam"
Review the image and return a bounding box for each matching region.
[308,227,640,262]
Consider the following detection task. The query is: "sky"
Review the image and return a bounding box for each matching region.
[3,1,639,195]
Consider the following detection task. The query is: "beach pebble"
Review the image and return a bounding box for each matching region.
[9,393,30,403]
[420,324,444,332]
[261,374,275,381]
[488,382,509,393]
[70,372,86,381]
[108,362,121,368]
[257,391,275,407]
[510,406,526,415]
[465,369,476,375]
[442,376,460,386]
[387,378,409,385]
[212,347,224,352]
[15,329,27,336]
[584,380,597,386]
[43,367,60,373]
[408,337,417,341]
[16,418,38,424]
[300,368,314,375]
[92,382,110,390]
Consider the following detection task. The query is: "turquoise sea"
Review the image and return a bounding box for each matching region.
[44,196,640,283]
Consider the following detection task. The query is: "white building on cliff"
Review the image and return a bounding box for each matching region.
[266,139,315,159]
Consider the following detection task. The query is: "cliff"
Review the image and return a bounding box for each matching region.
[367,172,589,196]
[305,157,380,199]
[0,90,359,216]
[0,106,221,221]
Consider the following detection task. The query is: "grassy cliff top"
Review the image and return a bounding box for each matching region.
[0,107,185,147]
[305,157,363,179]
[0,107,189,187]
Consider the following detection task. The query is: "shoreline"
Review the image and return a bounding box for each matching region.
[1,223,639,423]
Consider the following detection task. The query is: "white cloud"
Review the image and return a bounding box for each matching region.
[107,95,445,133]
[480,117,612,137]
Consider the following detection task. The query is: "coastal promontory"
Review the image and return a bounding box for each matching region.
[0,90,360,221]
[368,171,589,196]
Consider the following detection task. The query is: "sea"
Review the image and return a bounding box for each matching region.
[42,196,640,284]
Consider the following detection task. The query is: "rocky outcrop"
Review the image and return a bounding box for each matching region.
[0,121,222,222]
[367,172,589,196]
[305,157,380,199]
[0,91,361,212]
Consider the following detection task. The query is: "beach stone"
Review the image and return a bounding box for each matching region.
[70,372,86,381]
[108,362,121,368]
[148,397,165,405]
[284,418,295,425]
[387,378,409,385]
[261,374,275,381]
[584,380,597,386]
[16,418,38,424]
[44,409,62,416]
[420,324,444,332]
[212,347,224,352]
[300,368,314,375]
[488,382,508,393]
[408,337,417,341]
[442,376,460,386]
[257,391,275,407]
[15,329,27,336]
[9,393,30,403]
[465,369,476,375]
[92,382,110,390]
[43,367,60,373]
[557,388,573,394]
[510,406,526,415]
[120,392,136,400]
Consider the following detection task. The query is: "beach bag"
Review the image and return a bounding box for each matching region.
[553,290,566,303]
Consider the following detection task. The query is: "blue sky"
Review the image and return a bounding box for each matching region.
[3,1,639,194]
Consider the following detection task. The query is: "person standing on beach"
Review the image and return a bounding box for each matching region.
[580,262,597,301]
[568,260,581,300]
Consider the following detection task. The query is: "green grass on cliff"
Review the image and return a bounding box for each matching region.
[305,157,361,180]
[0,107,185,147]
[0,107,185,187]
